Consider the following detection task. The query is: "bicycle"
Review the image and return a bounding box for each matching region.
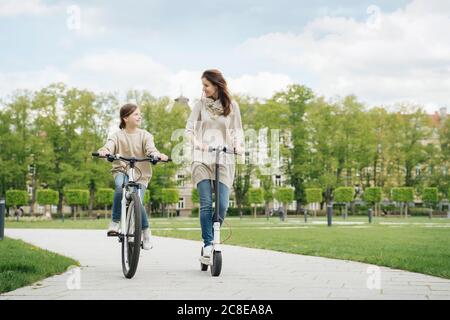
[199,145,241,277]
[92,152,171,279]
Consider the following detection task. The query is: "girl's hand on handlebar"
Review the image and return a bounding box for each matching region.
[98,150,109,157]
[159,153,169,161]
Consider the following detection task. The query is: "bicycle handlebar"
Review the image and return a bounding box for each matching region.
[91,152,172,165]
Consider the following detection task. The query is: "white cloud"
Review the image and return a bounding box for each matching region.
[237,0,450,110]
[0,50,292,107]
[0,67,69,96]
[69,51,171,96]
[69,51,293,104]
[229,72,293,99]
[0,0,58,16]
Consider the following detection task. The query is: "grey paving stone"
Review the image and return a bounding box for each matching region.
[1,228,449,300]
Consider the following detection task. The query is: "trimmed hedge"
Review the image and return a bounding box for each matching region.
[247,188,264,205]
[65,189,89,206]
[305,188,322,204]
[6,190,29,207]
[363,187,383,204]
[333,187,354,203]
[391,187,414,203]
[96,188,114,206]
[274,188,294,204]
[422,187,438,204]
[36,189,58,205]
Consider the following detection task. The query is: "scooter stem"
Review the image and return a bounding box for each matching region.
[214,147,221,223]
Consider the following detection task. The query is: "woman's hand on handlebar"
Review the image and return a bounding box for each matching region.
[98,150,109,157]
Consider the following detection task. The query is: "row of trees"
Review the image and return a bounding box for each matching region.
[1,82,449,215]
[234,85,450,214]
[0,84,184,215]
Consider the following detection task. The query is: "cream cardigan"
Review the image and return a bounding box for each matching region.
[98,128,160,187]
[185,98,245,189]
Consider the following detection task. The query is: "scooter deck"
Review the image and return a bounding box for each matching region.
[199,256,212,265]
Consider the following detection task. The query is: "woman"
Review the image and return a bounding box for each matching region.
[185,69,245,260]
[98,103,169,250]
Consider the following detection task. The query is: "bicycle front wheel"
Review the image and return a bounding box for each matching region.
[121,193,142,279]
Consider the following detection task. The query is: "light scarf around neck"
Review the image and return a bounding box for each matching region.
[203,97,224,119]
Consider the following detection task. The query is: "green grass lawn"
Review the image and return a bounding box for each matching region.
[5,215,450,279]
[0,237,79,294]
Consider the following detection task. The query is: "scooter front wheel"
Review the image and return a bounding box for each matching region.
[210,250,222,277]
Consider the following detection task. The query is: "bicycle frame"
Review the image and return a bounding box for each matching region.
[120,163,141,237]
[91,151,171,278]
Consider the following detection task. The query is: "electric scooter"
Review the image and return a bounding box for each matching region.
[199,145,239,277]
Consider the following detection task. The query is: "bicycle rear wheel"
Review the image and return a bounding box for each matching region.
[121,193,142,278]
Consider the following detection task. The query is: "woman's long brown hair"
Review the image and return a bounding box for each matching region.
[202,69,232,117]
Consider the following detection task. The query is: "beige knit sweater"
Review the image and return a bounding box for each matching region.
[98,128,160,187]
[185,98,245,189]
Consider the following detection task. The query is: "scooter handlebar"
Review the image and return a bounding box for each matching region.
[207,145,245,155]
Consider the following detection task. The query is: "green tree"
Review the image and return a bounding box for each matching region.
[395,105,432,187]
[247,188,264,218]
[305,188,322,217]
[272,85,314,213]
[65,189,89,220]
[5,190,29,219]
[233,161,252,219]
[422,187,439,218]
[96,188,114,219]
[258,168,274,219]
[391,187,414,218]
[333,187,354,219]
[36,189,59,218]
[304,97,339,203]
[363,187,383,216]
[274,187,294,221]
[161,188,179,218]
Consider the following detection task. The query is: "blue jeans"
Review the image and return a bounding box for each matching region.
[112,173,149,230]
[197,179,229,247]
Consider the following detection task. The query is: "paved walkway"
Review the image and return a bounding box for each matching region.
[1,229,450,300]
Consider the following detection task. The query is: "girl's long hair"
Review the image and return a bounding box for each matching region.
[202,69,232,117]
[119,103,138,129]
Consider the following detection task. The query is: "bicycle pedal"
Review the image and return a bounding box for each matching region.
[107,231,119,237]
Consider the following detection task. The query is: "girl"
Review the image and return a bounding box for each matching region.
[98,103,169,250]
[185,69,245,260]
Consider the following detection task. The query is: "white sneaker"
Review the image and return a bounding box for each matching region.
[107,221,120,236]
[142,228,153,250]
[203,245,212,258]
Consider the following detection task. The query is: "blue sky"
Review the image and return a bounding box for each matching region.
[1,0,449,112]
